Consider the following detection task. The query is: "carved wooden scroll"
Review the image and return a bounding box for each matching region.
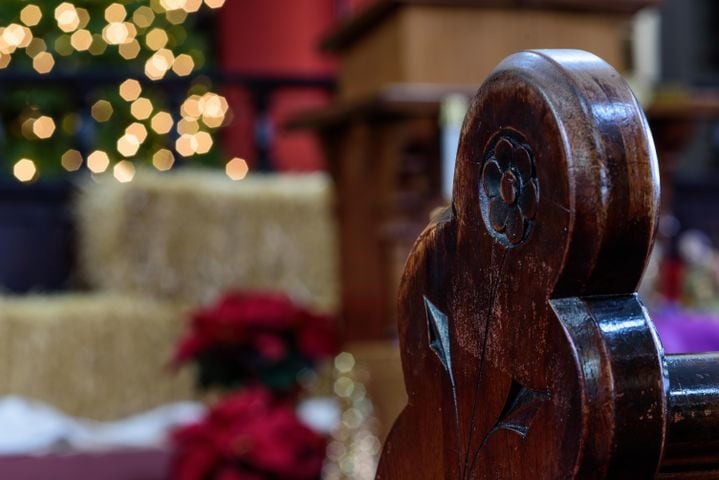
[376,50,719,479]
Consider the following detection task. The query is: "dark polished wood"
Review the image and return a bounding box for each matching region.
[376,50,719,479]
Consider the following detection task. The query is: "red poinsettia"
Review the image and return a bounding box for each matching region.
[172,292,338,391]
[171,387,327,480]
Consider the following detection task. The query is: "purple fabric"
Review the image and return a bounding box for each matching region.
[0,448,170,480]
[652,305,719,354]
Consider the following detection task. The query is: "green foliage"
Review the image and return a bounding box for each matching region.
[0,0,226,181]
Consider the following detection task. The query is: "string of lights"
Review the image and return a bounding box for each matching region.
[0,0,238,183]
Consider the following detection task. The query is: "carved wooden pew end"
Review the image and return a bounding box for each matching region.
[376,50,719,479]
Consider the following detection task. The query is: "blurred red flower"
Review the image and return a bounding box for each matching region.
[172,292,338,391]
[171,387,326,480]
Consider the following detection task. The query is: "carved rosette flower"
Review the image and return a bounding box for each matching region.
[481,136,538,246]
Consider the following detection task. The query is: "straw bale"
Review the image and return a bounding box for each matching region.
[0,293,195,420]
[75,170,339,313]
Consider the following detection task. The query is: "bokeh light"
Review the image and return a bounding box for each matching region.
[32,51,54,74]
[126,122,148,143]
[105,3,127,23]
[87,150,110,173]
[226,157,249,180]
[91,100,114,122]
[172,53,194,76]
[194,131,213,154]
[151,111,173,134]
[61,149,83,172]
[32,116,56,139]
[20,5,42,27]
[119,79,142,102]
[119,39,141,60]
[55,3,81,33]
[103,22,131,45]
[117,133,141,157]
[70,29,92,51]
[113,160,135,183]
[25,38,46,58]
[145,28,168,51]
[205,0,226,9]
[152,149,175,171]
[175,133,197,157]
[132,6,155,28]
[130,97,153,120]
[13,159,37,182]
[88,34,107,56]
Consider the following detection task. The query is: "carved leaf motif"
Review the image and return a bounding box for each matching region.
[423,295,453,379]
[492,378,549,438]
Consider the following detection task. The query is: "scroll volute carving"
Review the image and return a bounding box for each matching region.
[376,50,667,479]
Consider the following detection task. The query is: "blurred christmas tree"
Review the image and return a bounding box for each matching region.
[0,0,232,182]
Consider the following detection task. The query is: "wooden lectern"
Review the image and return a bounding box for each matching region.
[376,50,719,478]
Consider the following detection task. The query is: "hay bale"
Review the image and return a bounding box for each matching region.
[75,170,339,313]
[0,293,195,420]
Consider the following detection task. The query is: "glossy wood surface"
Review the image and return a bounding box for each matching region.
[376,50,719,479]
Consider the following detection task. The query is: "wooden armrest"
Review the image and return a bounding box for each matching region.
[376,50,719,479]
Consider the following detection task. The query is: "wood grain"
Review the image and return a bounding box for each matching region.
[376,50,719,479]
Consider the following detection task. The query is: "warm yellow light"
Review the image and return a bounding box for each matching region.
[13,158,37,182]
[105,3,127,23]
[181,95,202,118]
[33,52,55,74]
[226,157,249,180]
[55,35,73,56]
[119,79,142,101]
[132,6,155,28]
[0,55,10,69]
[130,98,153,120]
[194,131,213,154]
[161,0,187,10]
[3,24,28,48]
[175,133,197,157]
[0,34,14,55]
[117,134,141,157]
[32,116,56,139]
[177,118,199,135]
[172,53,194,76]
[87,150,110,173]
[61,150,83,171]
[126,122,148,142]
[119,39,140,59]
[91,100,113,122]
[113,160,135,183]
[183,0,203,13]
[202,115,224,129]
[200,93,229,127]
[88,34,107,56]
[55,3,81,33]
[204,0,226,8]
[152,149,175,171]
[154,48,174,70]
[144,60,163,80]
[151,111,173,134]
[165,9,187,25]
[70,29,92,51]
[103,22,130,45]
[77,8,90,29]
[20,5,43,27]
[25,38,47,58]
[202,93,228,117]
[145,28,168,51]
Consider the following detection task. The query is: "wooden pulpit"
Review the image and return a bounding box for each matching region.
[376,50,719,479]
